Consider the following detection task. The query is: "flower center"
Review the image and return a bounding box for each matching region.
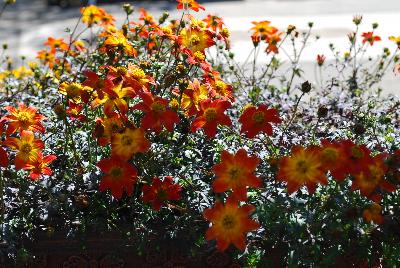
[117,67,127,76]
[321,148,338,163]
[190,34,201,45]
[130,67,145,80]
[21,143,32,154]
[228,167,241,180]
[156,188,168,201]
[204,108,217,122]
[110,167,123,178]
[121,135,133,146]
[151,101,166,114]
[351,146,364,159]
[252,111,265,124]
[296,160,310,174]
[18,112,31,125]
[222,214,236,230]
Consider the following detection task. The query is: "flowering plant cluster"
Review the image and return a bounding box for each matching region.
[1,0,400,266]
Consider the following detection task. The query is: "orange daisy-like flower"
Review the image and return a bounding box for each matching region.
[58,82,93,103]
[23,152,57,181]
[125,64,154,92]
[212,149,261,200]
[2,103,46,135]
[97,157,138,199]
[203,15,224,32]
[363,203,384,225]
[351,154,396,201]
[250,21,278,40]
[338,140,373,177]
[37,49,56,69]
[142,176,182,211]
[265,31,283,54]
[66,101,86,122]
[389,35,400,47]
[191,99,232,138]
[111,127,150,160]
[91,82,136,117]
[239,104,281,139]
[179,27,214,53]
[277,146,328,194]
[361,32,381,45]
[133,92,180,134]
[318,140,349,181]
[176,0,205,12]
[80,5,104,27]
[181,78,209,116]
[103,31,137,57]
[3,130,44,170]
[44,37,68,53]
[94,114,126,146]
[203,196,260,251]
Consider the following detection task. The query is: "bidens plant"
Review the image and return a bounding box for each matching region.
[0,1,400,266]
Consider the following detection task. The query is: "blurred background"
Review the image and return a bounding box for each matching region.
[1,0,399,91]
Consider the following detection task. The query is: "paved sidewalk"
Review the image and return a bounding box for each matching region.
[0,0,399,92]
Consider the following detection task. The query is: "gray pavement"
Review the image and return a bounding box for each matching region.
[0,0,399,92]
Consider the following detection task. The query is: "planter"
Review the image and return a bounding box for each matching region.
[2,231,241,268]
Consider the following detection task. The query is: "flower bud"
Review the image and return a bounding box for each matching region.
[300,81,312,93]
[123,3,134,15]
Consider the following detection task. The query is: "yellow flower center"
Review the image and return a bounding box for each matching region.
[296,160,310,174]
[151,101,166,114]
[121,135,133,146]
[130,67,145,80]
[18,112,31,125]
[117,67,128,76]
[252,111,265,124]
[222,214,236,230]
[228,167,241,180]
[321,148,338,163]
[351,146,364,159]
[190,34,201,45]
[21,143,32,154]
[66,83,82,98]
[194,51,205,61]
[156,188,168,200]
[204,108,217,122]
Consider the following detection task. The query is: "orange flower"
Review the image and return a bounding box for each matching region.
[212,149,261,200]
[191,99,232,138]
[124,64,154,92]
[351,154,395,201]
[133,92,180,134]
[58,82,93,103]
[103,31,137,57]
[338,140,373,177]
[44,37,68,52]
[3,130,44,169]
[208,77,234,101]
[251,21,278,39]
[277,146,328,194]
[80,5,103,27]
[203,15,224,32]
[111,127,150,160]
[363,203,384,225]
[66,101,86,121]
[265,31,283,54]
[138,8,156,25]
[142,176,182,211]
[176,0,205,12]
[0,146,8,167]
[361,32,381,45]
[91,82,136,117]
[94,114,126,146]
[318,140,348,181]
[203,196,260,251]
[97,157,138,199]
[181,78,209,115]
[239,104,281,138]
[36,49,56,69]
[2,103,46,135]
[23,152,56,181]
[179,28,214,53]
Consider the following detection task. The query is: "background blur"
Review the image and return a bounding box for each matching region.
[1,0,399,91]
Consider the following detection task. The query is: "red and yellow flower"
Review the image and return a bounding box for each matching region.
[361,32,381,45]
[176,0,205,12]
[191,99,232,138]
[251,21,278,40]
[239,104,281,138]
[111,127,150,160]
[212,149,261,200]
[23,152,57,181]
[203,196,260,251]
[3,130,44,169]
[2,103,46,135]
[94,115,126,146]
[363,202,384,225]
[133,92,180,134]
[277,146,328,194]
[142,176,182,211]
[179,27,214,53]
[97,157,138,199]
[103,31,137,56]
